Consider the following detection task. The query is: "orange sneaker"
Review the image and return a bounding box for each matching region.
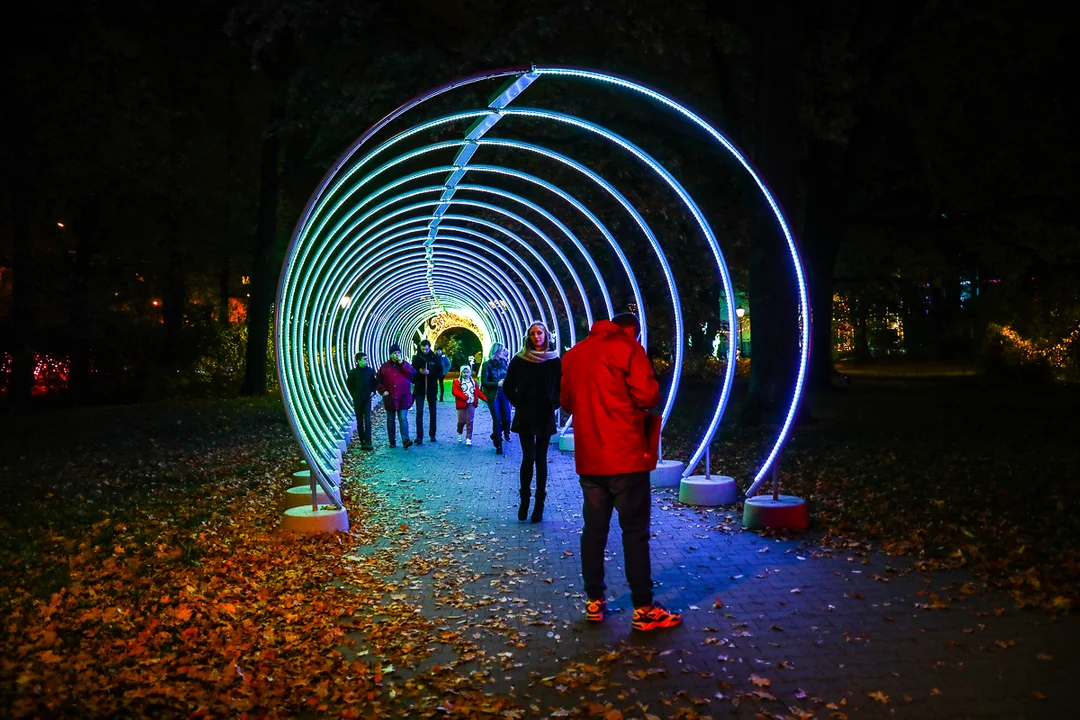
[632,603,682,631]
[585,598,607,623]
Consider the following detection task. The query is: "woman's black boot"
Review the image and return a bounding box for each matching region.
[530,492,545,523]
[518,491,530,521]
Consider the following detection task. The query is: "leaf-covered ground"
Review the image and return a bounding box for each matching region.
[2,374,1078,717]
[0,399,506,717]
[662,374,1080,613]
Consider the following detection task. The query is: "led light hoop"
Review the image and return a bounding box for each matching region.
[301,209,544,408]
[332,252,532,410]
[277,66,809,503]
[307,193,597,351]
[353,260,525,356]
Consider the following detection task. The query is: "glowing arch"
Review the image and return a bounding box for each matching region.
[276,66,810,507]
[426,311,490,353]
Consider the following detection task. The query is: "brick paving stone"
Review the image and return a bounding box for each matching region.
[346,400,1079,719]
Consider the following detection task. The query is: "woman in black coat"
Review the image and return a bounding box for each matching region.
[502,321,561,522]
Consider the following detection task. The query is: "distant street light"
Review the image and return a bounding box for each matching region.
[340,295,351,310]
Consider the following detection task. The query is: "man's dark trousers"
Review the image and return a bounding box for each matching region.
[438,373,446,401]
[579,471,653,608]
[354,400,372,447]
[413,385,438,440]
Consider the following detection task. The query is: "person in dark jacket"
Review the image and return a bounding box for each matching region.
[410,339,441,444]
[437,349,452,402]
[345,351,377,450]
[481,343,512,454]
[374,344,414,449]
[502,321,561,523]
[561,313,681,631]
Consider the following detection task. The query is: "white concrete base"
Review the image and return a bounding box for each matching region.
[742,494,810,531]
[282,485,331,509]
[558,430,575,452]
[650,459,684,488]
[291,469,311,488]
[679,474,737,506]
[336,437,348,453]
[282,505,349,534]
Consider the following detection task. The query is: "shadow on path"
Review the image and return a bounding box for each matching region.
[344,398,1078,719]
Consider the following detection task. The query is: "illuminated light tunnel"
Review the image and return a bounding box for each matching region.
[276,66,810,509]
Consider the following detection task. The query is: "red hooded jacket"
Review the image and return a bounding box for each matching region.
[451,377,488,409]
[560,320,661,476]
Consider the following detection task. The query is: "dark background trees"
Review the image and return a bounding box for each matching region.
[2,0,1077,411]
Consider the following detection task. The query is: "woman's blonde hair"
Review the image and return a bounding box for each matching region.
[488,342,506,360]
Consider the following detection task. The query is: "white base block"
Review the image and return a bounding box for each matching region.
[282,485,331,509]
[650,459,684,488]
[679,474,737,506]
[558,431,575,452]
[282,505,350,534]
[337,438,348,453]
[742,494,810,530]
[291,469,311,487]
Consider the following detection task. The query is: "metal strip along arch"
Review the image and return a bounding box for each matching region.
[276,66,810,506]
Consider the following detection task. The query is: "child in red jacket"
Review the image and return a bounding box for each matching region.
[451,365,487,445]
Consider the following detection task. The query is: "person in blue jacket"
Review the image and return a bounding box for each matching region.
[481,343,512,454]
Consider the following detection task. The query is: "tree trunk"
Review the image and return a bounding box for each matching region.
[742,1,801,425]
[239,109,282,397]
[802,142,846,390]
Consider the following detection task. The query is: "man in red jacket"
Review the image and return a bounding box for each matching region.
[561,313,682,631]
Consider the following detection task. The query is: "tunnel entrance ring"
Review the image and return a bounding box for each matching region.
[275,66,810,520]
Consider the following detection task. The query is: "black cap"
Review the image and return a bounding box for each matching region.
[388,344,402,354]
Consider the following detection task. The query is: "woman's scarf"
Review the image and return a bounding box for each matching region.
[459,367,476,403]
[515,347,560,363]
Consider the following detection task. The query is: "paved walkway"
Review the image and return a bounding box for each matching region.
[346,399,1078,719]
